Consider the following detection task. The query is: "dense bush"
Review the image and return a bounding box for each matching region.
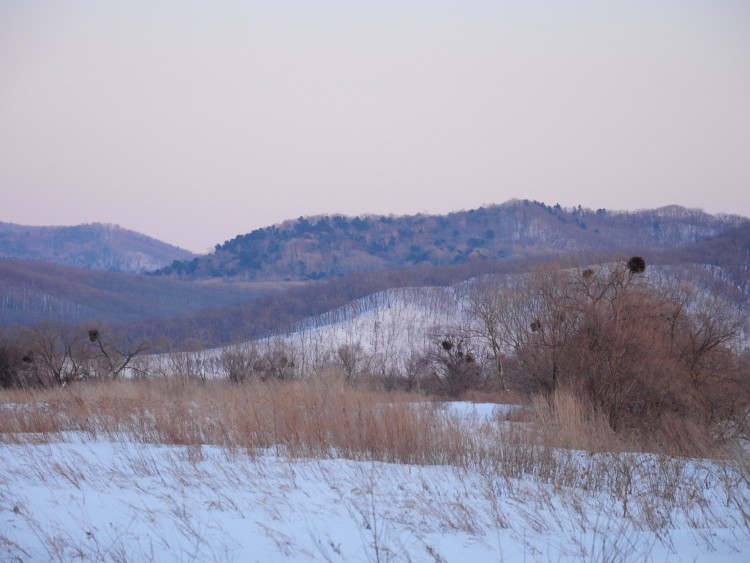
[219,339,298,383]
[468,259,750,446]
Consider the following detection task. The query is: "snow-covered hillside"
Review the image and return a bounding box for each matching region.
[140,262,748,382]
[282,286,467,376]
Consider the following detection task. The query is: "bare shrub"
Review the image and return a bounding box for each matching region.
[219,341,261,383]
[400,351,429,392]
[0,329,27,389]
[257,338,298,381]
[0,323,151,387]
[159,339,222,380]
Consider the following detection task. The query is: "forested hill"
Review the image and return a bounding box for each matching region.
[0,222,195,273]
[156,201,748,281]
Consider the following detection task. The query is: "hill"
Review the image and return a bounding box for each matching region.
[0,258,289,328]
[0,222,195,273]
[156,201,748,281]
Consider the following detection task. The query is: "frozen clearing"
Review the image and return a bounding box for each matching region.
[2,423,749,561]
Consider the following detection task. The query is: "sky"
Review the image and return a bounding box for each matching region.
[1,1,749,253]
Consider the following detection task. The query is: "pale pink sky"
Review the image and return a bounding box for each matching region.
[2,1,749,252]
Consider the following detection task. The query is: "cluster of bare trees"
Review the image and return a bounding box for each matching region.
[465,258,749,436]
[0,322,150,388]
[219,339,298,383]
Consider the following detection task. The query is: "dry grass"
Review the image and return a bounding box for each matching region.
[530,389,627,452]
[4,373,743,468]
[0,374,493,466]
[0,374,739,464]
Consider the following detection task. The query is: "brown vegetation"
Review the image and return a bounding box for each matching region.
[0,376,492,466]
[468,259,750,452]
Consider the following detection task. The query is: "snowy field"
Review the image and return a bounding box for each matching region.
[2,402,749,562]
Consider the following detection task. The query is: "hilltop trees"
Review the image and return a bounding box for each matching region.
[152,203,748,283]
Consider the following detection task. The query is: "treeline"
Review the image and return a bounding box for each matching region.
[122,256,539,347]
[124,235,750,350]
[0,222,194,272]
[0,282,97,324]
[5,205,747,334]
[155,201,748,282]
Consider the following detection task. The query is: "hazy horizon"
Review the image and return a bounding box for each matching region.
[2,1,749,253]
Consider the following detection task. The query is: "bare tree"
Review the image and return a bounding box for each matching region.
[17,322,92,386]
[401,350,429,392]
[86,324,150,380]
[481,266,583,394]
[425,333,482,398]
[220,341,262,383]
[336,342,369,383]
[467,277,508,386]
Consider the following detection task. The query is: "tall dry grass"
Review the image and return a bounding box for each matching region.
[1,373,739,462]
[530,389,626,452]
[0,374,495,466]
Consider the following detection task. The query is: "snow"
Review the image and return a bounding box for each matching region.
[2,427,749,562]
[279,286,465,376]
[137,286,466,379]
[441,401,513,419]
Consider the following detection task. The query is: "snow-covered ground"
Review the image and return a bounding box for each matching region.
[2,404,749,562]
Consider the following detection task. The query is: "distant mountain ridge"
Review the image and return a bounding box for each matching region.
[0,222,195,273]
[157,200,749,281]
